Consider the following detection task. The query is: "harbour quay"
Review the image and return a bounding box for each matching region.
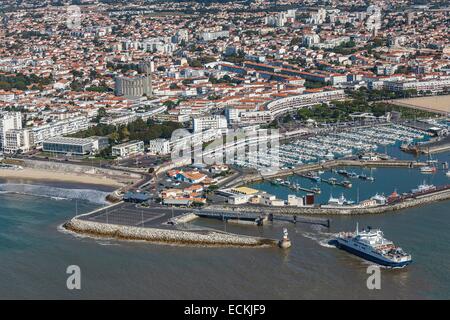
[207,186,450,215]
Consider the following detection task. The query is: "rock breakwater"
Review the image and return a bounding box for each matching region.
[64,218,276,247]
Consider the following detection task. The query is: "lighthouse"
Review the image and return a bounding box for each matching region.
[278,228,292,249]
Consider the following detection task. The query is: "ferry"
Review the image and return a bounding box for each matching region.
[411,181,436,194]
[333,224,412,268]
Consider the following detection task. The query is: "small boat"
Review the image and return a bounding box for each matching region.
[342,180,352,188]
[348,171,358,178]
[358,174,368,180]
[411,181,436,194]
[420,166,437,174]
[324,152,334,160]
[311,187,321,194]
[447,171,450,177]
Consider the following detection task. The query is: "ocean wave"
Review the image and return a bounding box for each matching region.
[300,231,336,249]
[0,183,110,205]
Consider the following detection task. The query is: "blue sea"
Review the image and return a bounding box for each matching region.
[0,152,449,299]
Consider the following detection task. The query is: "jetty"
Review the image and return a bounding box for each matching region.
[195,209,330,227]
[63,202,278,247]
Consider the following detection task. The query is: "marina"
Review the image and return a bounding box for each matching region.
[229,123,432,172]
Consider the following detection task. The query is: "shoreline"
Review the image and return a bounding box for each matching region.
[0,167,124,187]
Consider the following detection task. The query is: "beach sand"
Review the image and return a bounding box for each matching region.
[392,95,450,113]
[0,167,124,187]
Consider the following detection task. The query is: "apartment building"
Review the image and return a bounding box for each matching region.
[112,140,145,158]
[265,90,346,118]
[114,75,152,98]
[148,138,171,155]
[0,112,22,152]
[382,78,450,93]
[193,115,227,133]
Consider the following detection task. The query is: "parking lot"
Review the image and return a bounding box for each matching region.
[80,202,190,228]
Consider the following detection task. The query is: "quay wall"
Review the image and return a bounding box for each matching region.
[421,143,450,154]
[206,189,450,216]
[64,218,277,247]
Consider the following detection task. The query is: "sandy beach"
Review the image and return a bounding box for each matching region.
[392,95,450,113]
[0,167,124,187]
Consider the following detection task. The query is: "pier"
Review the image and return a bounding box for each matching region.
[195,209,330,227]
[273,179,320,193]
[321,178,352,188]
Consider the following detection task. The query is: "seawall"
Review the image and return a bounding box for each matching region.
[64,218,277,247]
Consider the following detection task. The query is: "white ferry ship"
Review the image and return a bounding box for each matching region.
[334,224,412,268]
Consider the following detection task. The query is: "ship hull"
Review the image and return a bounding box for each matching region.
[336,240,412,268]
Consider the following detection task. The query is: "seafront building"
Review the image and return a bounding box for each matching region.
[112,140,145,158]
[0,111,22,152]
[42,136,109,156]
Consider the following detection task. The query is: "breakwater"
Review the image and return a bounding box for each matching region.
[64,218,277,247]
[206,188,450,216]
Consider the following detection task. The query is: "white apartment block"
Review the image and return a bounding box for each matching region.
[193,115,227,132]
[382,78,450,93]
[29,116,91,147]
[148,138,170,155]
[226,108,272,125]
[4,129,31,153]
[0,112,22,152]
[112,140,145,158]
[265,90,346,118]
